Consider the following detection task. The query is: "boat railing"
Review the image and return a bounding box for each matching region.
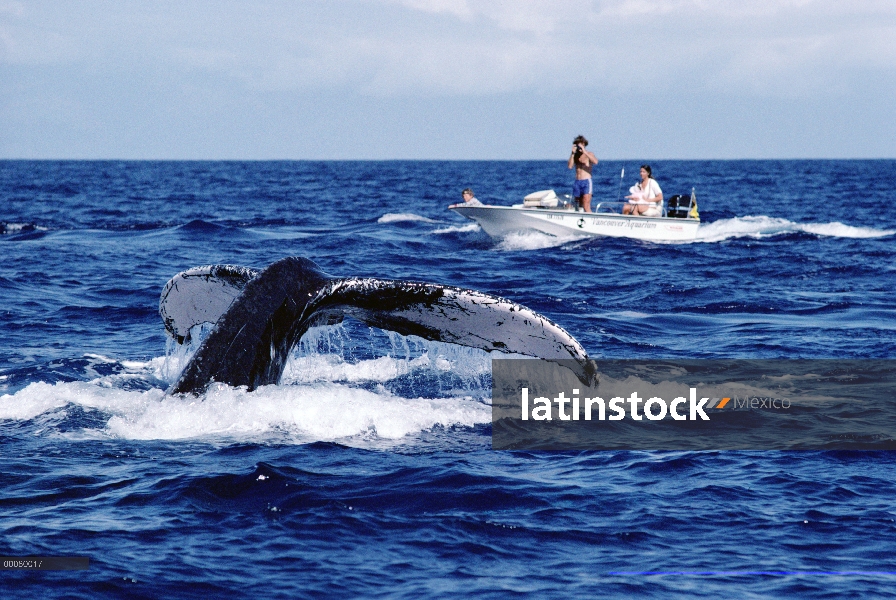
[593,191,699,220]
[593,202,628,214]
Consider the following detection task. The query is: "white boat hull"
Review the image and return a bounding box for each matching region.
[450,205,700,242]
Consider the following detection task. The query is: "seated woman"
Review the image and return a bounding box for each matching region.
[623,165,663,217]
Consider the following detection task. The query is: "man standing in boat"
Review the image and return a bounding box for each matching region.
[567,135,598,212]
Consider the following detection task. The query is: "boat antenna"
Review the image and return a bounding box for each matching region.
[616,166,625,203]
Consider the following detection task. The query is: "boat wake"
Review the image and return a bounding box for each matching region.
[377,213,440,224]
[432,223,480,234]
[694,215,895,243]
[495,229,587,252]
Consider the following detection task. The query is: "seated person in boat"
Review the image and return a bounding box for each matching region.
[623,165,663,216]
[451,188,483,207]
[567,135,598,213]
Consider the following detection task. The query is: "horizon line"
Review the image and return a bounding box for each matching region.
[1,157,894,162]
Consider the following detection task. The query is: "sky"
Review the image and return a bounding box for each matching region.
[1,0,894,160]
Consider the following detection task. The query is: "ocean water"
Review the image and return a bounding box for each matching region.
[1,159,895,598]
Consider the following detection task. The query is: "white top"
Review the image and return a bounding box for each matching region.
[465,197,483,206]
[628,179,662,205]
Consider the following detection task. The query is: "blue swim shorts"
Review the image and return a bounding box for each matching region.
[572,178,592,198]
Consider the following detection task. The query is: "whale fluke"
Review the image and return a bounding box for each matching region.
[160,257,597,394]
[160,264,259,343]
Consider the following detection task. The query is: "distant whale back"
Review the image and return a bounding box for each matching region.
[160,257,597,394]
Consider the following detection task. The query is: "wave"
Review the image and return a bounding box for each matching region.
[495,229,586,251]
[695,216,895,243]
[1,380,490,443]
[377,213,440,224]
[176,219,231,233]
[431,223,481,234]
[0,331,494,443]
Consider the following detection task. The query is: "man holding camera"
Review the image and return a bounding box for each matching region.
[567,135,598,212]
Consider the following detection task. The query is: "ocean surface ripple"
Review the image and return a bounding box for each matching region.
[1,160,895,598]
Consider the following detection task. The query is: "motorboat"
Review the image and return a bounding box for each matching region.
[449,189,700,242]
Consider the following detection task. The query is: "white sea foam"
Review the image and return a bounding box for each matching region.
[103,382,490,441]
[0,380,489,442]
[282,353,461,385]
[495,230,585,251]
[0,325,494,443]
[798,221,895,238]
[431,223,481,234]
[694,215,895,243]
[0,223,47,233]
[377,213,439,224]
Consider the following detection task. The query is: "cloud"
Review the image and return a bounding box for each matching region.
[385,0,474,20]
[0,1,78,65]
[1,0,892,100]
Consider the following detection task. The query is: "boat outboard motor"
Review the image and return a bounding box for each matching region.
[666,195,691,218]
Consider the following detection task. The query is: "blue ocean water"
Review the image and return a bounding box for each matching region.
[1,159,895,598]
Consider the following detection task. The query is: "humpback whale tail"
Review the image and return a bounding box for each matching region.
[160,257,597,394]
